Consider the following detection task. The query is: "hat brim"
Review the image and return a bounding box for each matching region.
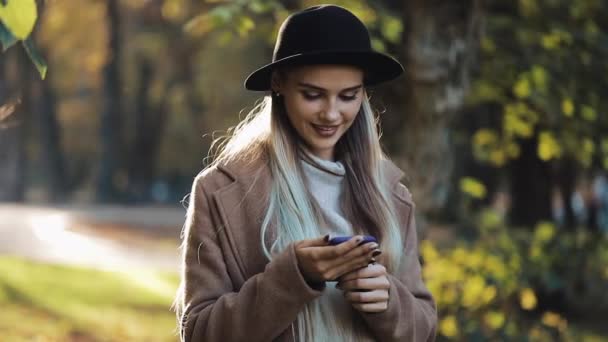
[244,50,404,91]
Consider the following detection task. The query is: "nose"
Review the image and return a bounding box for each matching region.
[320,98,340,122]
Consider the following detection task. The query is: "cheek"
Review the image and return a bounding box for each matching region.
[285,98,320,123]
[344,103,362,124]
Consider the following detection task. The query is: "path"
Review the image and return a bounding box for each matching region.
[0,204,186,272]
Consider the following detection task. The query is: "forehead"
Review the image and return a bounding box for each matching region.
[284,64,364,88]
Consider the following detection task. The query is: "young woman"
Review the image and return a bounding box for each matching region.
[174,5,437,342]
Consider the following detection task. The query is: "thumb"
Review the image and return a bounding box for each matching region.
[297,234,330,248]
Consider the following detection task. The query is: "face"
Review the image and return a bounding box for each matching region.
[273,64,364,161]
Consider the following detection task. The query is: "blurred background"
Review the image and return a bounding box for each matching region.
[1,0,607,341]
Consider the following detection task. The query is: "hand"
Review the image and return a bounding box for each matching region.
[294,235,379,284]
[336,263,390,313]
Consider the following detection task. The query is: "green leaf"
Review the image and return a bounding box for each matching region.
[22,37,47,79]
[0,20,17,51]
[380,15,402,44]
[0,0,37,39]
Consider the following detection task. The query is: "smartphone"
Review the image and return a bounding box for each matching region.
[328,235,377,246]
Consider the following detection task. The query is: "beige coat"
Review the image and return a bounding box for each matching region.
[179,155,437,341]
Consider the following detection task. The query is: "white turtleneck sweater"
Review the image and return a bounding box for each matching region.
[300,150,353,237]
[299,150,375,341]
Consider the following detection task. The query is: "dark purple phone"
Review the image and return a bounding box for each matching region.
[328,235,377,246]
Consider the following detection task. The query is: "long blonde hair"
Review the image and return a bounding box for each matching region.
[175,86,405,341]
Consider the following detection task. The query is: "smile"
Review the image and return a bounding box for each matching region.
[312,124,339,137]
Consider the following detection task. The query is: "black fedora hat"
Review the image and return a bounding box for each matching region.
[244,4,404,91]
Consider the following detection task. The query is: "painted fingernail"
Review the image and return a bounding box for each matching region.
[372,249,382,257]
[324,234,330,243]
[355,236,363,243]
[369,257,376,264]
[368,243,379,250]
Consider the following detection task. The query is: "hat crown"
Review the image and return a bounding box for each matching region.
[273,5,371,61]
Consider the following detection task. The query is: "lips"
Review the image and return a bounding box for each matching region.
[312,124,339,137]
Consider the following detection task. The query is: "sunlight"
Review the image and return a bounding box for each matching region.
[28,212,117,268]
[121,270,177,298]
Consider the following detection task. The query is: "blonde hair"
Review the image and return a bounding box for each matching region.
[175,86,405,341]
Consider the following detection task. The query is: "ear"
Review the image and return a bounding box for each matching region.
[270,70,282,93]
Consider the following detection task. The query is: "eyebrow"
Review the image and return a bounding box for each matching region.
[297,82,363,92]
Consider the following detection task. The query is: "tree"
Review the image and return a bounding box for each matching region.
[374,0,483,216]
[467,0,608,229]
[96,0,124,202]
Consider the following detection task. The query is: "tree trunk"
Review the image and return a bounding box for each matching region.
[380,0,482,215]
[31,69,67,202]
[555,158,577,229]
[127,56,168,202]
[97,0,124,202]
[509,134,553,227]
[0,49,30,202]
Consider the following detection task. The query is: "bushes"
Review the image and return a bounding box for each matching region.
[422,209,608,341]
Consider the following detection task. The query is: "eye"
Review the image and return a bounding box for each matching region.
[340,93,358,101]
[302,91,322,100]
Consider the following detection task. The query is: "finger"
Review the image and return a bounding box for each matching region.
[319,235,366,259]
[338,263,386,283]
[327,251,376,280]
[338,276,390,292]
[341,241,379,260]
[344,289,389,303]
[296,234,330,248]
[320,242,378,270]
[351,301,388,313]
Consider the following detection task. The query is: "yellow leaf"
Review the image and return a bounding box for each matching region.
[582,138,595,154]
[439,316,459,338]
[420,240,439,262]
[0,0,37,39]
[541,311,562,328]
[541,33,560,50]
[561,98,574,117]
[460,177,487,199]
[581,105,597,121]
[162,0,187,21]
[484,311,505,330]
[462,275,486,308]
[371,38,386,53]
[473,128,498,147]
[490,150,507,166]
[442,287,457,305]
[513,77,531,99]
[506,142,521,158]
[537,131,561,161]
[504,103,534,138]
[520,288,537,310]
[531,65,548,92]
[518,0,538,16]
[237,16,255,37]
[534,222,556,243]
[184,13,214,37]
[481,285,497,304]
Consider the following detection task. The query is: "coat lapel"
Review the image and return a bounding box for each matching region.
[211,156,409,282]
[212,158,274,282]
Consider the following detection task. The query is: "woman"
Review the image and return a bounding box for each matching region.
[175,4,437,342]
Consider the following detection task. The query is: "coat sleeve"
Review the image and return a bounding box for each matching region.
[359,183,438,342]
[179,174,325,342]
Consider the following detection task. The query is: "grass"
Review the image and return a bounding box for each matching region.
[0,256,180,341]
[2,256,605,342]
